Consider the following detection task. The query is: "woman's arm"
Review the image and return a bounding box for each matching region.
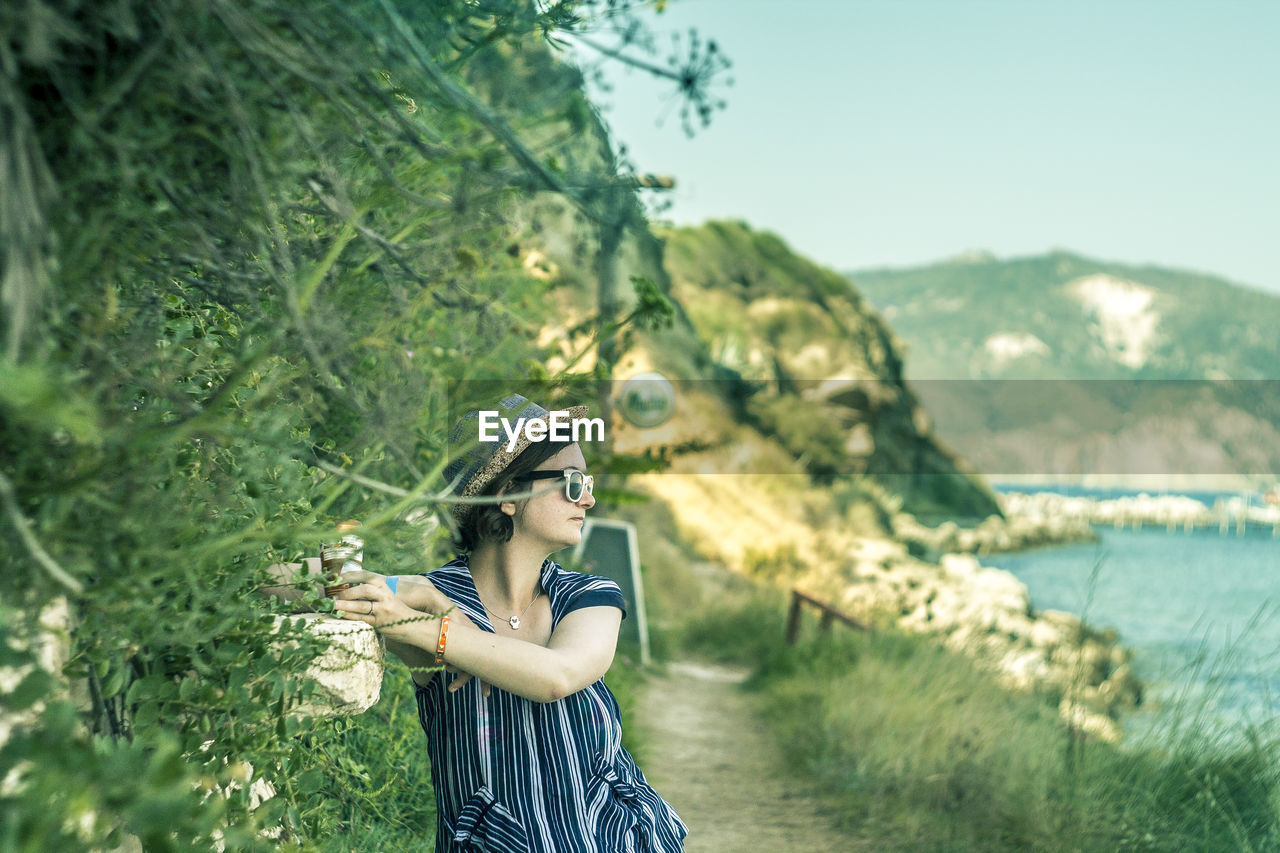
[331,579,622,703]
[321,570,456,679]
[433,605,621,703]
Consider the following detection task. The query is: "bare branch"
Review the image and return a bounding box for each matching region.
[0,467,84,594]
[312,459,413,498]
[569,33,682,81]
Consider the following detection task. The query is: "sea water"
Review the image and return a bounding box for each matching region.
[981,498,1280,742]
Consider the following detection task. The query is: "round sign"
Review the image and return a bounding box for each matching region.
[615,373,676,428]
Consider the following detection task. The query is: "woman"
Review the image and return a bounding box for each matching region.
[331,394,687,852]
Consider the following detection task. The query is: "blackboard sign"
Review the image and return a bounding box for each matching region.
[570,519,650,664]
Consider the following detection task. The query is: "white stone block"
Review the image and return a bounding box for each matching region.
[278,614,385,717]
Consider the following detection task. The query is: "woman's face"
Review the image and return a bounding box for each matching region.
[506,444,595,552]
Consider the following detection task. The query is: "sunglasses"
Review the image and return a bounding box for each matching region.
[520,469,595,503]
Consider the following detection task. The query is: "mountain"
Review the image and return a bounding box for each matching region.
[847,251,1280,380]
[845,252,1280,487]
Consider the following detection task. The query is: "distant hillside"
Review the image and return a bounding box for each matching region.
[848,251,1280,380]
[844,252,1280,486]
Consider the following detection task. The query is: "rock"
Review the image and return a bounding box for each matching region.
[1028,618,1065,649]
[996,647,1052,691]
[1059,699,1122,742]
[893,507,1095,556]
[850,536,910,565]
[940,553,980,578]
[276,614,385,717]
[1,598,77,753]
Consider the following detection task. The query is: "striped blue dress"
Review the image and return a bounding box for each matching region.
[414,557,687,852]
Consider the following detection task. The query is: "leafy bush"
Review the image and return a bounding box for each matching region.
[0,1,723,847]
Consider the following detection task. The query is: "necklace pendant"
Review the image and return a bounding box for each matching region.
[508,615,521,630]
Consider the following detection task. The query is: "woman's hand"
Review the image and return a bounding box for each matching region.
[329,577,434,645]
[329,575,491,696]
[334,569,451,613]
[445,666,491,698]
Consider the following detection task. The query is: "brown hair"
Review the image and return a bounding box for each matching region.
[454,437,575,552]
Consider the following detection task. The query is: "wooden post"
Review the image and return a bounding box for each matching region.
[786,591,803,646]
[787,589,867,647]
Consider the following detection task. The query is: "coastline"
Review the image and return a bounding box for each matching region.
[838,525,1140,742]
[880,489,1280,742]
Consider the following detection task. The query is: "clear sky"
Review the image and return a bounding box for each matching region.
[572,0,1279,292]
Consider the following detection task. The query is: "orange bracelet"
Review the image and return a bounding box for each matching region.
[434,614,450,665]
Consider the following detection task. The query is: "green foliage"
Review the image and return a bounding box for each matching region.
[626,275,676,331]
[663,220,854,304]
[747,397,852,483]
[307,662,437,851]
[0,0,727,847]
[1,697,234,852]
[740,543,806,582]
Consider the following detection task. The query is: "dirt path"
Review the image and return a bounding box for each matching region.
[636,660,862,852]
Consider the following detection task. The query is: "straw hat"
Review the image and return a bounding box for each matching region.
[444,394,590,527]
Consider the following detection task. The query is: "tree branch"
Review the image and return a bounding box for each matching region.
[569,33,682,82]
[0,467,84,594]
[370,0,606,222]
